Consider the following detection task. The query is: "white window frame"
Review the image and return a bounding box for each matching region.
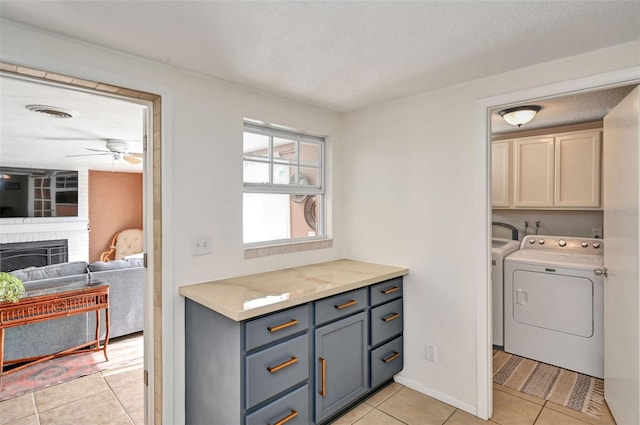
[243,121,326,247]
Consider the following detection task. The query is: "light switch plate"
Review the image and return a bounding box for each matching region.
[191,234,212,256]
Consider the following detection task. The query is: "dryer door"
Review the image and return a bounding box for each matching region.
[512,270,593,337]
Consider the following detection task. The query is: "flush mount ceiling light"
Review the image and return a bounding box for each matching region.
[25,104,77,118]
[498,105,541,127]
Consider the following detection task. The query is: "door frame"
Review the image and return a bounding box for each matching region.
[0,62,164,424]
[475,66,640,420]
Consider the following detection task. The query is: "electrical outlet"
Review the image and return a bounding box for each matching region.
[591,228,602,239]
[191,234,212,256]
[425,344,437,362]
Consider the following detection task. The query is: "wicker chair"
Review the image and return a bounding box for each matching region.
[100,228,143,262]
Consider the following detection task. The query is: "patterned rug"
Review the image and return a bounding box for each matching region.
[493,350,604,418]
[0,333,143,402]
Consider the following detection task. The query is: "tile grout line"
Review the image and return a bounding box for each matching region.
[440,408,458,425]
[30,392,41,425]
[100,372,135,423]
[373,407,410,425]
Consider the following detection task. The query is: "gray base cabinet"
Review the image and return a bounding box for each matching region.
[184,277,403,425]
[315,311,368,422]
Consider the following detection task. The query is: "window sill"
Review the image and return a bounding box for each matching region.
[244,239,333,259]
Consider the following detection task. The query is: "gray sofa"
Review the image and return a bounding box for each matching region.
[6,259,143,362]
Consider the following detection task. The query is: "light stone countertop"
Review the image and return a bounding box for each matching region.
[179,259,408,321]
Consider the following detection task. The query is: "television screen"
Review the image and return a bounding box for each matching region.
[0,167,79,218]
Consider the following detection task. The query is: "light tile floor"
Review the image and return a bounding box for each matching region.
[331,381,618,425]
[0,368,143,425]
[1,371,617,425]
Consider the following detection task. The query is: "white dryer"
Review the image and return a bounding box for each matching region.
[492,238,519,346]
[504,235,604,378]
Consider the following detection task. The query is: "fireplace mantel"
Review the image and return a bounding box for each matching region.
[0,219,90,263]
[0,220,89,234]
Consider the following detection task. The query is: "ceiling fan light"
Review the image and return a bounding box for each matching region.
[499,105,541,127]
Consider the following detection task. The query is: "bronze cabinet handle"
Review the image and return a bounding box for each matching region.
[319,357,326,396]
[382,352,400,363]
[268,409,298,425]
[267,356,298,373]
[381,286,400,295]
[382,313,400,322]
[334,299,357,310]
[267,319,299,333]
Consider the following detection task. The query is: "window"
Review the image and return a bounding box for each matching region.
[243,122,325,245]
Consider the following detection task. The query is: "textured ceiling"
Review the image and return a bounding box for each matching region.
[491,84,638,134]
[1,1,639,112]
[0,75,145,172]
[1,2,639,171]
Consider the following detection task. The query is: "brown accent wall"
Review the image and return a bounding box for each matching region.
[89,171,143,262]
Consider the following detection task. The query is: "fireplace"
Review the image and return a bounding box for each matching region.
[0,240,69,272]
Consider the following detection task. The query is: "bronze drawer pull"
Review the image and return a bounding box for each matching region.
[268,409,298,425]
[334,299,357,310]
[267,319,299,333]
[319,357,326,396]
[381,286,400,295]
[382,351,400,363]
[267,356,298,373]
[382,313,400,322]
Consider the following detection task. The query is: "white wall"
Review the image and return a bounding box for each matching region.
[0,21,344,424]
[342,41,640,413]
[492,209,604,241]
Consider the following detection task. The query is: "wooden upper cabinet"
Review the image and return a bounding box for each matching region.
[513,137,555,208]
[491,140,511,208]
[492,128,602,210]
[554,130,601,208]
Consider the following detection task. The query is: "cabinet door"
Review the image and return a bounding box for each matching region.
[315,312,368,422]
[491,141,511,208]
[554,130,601,207]
[514,137,555,207]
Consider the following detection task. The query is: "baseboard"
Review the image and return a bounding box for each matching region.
[393,375,478,417]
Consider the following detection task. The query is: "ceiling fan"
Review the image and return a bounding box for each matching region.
[67,139,143,164]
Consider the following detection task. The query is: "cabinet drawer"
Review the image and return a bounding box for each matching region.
[245,384,309,425]
[370,298,403,347]
[370,336,403,389]
[315,288,367,326]
[246,304,310,351]
[246,333,309,409]
[370,278,403,307]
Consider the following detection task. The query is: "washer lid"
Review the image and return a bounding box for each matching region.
[505,249,604,269]
[492,238,520,255]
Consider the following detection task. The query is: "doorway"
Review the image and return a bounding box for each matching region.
[0,63,162,424]
[478,67,640,422]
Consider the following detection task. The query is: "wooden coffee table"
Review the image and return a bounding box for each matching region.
[0,279,110,387]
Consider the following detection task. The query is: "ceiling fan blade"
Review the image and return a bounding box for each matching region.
[66,153,112,158]
[131,153,144,158]
[124,155,143,164]
[86,148,111,153]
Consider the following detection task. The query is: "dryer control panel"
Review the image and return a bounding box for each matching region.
[520,235,603,255]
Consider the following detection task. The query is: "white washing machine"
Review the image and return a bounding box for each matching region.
[504,235,604,378]
[492,238,520,346]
